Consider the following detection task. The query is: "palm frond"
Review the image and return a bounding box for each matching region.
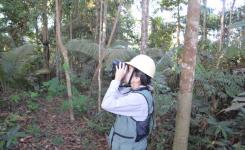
[110,40,130,49]
[0,44,36,82]
[104,48,137,70]
[65,39,99,60]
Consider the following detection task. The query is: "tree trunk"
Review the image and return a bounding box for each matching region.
[202,0,207,41]
[216,0,226,68]
[177,0,181,46]
[69,11,73,40]
[241,27,245,49]
[90,0,121,93]
[102,0,107,47]
[95,0,100,43]
[34,15,39,45]
[172,0,200,150]
[54,1,61,80]
[229,0,236,25]
[107,0,122,48]
[140,0,149,54]
[228,0,236,46]
[42,0,50,79]
[219,0,226,52]
[55,0,75,121]
[241,13,245,49]
[97,0,107,112]
[98,0,103,113]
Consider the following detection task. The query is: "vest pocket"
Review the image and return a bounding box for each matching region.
[135,116,150,142]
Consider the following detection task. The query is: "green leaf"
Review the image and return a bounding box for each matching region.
[228,20,245,29]
[30,92,38,99]
[63,63,69,71]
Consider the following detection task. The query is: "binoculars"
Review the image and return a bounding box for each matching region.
[110,60,128,79]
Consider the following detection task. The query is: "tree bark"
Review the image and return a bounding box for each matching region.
[102,0,107,47]
[241,11,245,49]
[202,0,207,40]
[95,0,100,43]
[219,0,226,52]
[216,0,226,69]
[34,15,39,45]
[69,11,73,40]
[229,0,236,25]
[177,0,181,46]
[55,0,75,121]
[107,0,122,48]
[140,0,149,54]
[172,0,200,150]
[42,0,50,79]
[89,0,122,97]
[98,0,103,113]
[97,0,107,112]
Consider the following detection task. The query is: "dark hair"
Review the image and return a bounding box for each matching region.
[134,68,151,86]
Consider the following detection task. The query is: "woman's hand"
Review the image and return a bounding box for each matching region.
[114,62,128,81]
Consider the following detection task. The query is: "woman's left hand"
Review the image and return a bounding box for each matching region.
[114,62,127,81]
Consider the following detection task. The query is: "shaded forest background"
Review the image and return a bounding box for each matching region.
[0,0,245,149]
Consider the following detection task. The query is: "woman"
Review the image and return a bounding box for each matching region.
[101,54,156,150]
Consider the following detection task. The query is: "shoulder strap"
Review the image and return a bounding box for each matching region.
[131,88,153,114]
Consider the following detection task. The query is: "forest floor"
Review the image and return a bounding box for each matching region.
[7,96,109,150]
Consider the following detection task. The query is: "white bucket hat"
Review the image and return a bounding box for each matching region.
[126,54,156,78]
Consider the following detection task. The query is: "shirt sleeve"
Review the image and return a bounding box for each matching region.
[101,80,148,121]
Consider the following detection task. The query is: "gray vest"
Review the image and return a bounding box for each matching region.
[109,87,154,145]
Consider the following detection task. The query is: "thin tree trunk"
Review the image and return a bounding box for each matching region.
[95,0,100,43]
[98,0,103,113]
[97,0,107,112]
[216,0,226,69]
[219,0,226,52]
[42,0,50,79]
[89,0,108,99]
[54,0,62,80]
[228,0,236,46]
[177,0,181,46]
[55,0,75,121]
[102,0,107,47]
[241,12,245,49]
[89,50,107,96]
[107,0,122,48]
[229,0,236,25]
[69,11,73,40]
[172,0,200,150]
[202,0,207,40]
[55,47,61,79]
[241,27,245,49]
[34,16,39,45]
[140,0,149,54]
